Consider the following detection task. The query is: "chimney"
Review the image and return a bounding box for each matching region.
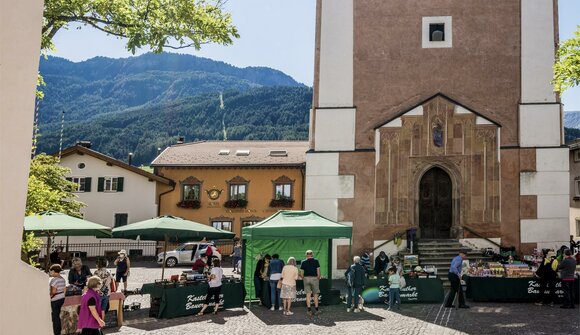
[76,140,91,149]
[177,136,185,144]
[128,152,133,166]
[157,147,162,156]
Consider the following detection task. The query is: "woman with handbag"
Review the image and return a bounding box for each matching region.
[280,257,299,316]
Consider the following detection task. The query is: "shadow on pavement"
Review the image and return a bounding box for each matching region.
[104,308,247,333]
[250,304,384,327]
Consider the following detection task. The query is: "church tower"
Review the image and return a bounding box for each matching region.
[306,0,568,276]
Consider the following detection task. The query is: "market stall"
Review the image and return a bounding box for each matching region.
[259,278,342,308]
[363,276,444,304]
[465,260,580,303]
[141,280,244,318]
[241,210,352,300]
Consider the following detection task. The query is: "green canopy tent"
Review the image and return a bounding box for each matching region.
[112,215,235,279]
[241,210,352,301]
[24,211,112,270]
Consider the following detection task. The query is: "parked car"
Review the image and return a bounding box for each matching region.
[157,242,222,267]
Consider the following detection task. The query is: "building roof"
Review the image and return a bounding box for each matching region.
[59,145,173,185]
[151,141,309,167]
[569,139,580,150]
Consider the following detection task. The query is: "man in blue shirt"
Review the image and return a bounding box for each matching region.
[444,250,469,308]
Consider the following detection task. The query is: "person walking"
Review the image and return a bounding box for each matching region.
[534,250,558,306]
[374,251,389,277]
[280,257,299,315]
[94,258,113,318]
[268,254,284,311]
[444,250,469,308]
[557,249,577,309]
[77,276,105,335]
[387,267,401,310]
[345,256,365,312]
[300,250,321,315]
[49,264,66,335]
[114,249,130,292]
[198,258,224,315]
[231,241,242,274]
[50,246,65,268]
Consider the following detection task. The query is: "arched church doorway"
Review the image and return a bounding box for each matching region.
[419,167,452,239]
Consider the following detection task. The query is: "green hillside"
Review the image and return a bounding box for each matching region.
[36,53,311,165]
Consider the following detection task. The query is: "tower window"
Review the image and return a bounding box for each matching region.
[429,23,445,41]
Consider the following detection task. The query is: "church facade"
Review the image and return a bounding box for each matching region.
[306,0,569,273]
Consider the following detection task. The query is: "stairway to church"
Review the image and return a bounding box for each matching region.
[416,239,492,287]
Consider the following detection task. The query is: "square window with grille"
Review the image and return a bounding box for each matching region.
[229,184,247,200]
[212,221,232,232]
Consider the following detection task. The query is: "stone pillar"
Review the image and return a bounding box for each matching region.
[518,0,569,250]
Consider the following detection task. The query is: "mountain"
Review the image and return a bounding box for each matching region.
[564,111,580,143]
[36,53,311,165]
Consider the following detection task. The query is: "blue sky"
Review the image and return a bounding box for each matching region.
[50,0,579,110]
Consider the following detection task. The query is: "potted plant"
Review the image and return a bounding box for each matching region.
[269,197,295,208]
[224,199,248,208]
[177,200,201,209]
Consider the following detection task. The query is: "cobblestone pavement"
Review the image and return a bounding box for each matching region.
[94,265,579,335]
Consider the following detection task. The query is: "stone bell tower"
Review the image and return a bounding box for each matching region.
[306,0,568,276]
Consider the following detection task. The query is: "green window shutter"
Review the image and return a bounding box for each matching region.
[84,177,92,192]
[117,177,124,192]
[97,177,105,192]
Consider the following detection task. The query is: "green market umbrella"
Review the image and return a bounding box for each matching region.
[24,211,112,270]
[112,215,235,279]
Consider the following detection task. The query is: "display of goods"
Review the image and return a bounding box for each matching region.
[504,264,534,278]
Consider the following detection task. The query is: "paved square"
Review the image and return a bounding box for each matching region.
[96,264,579,335]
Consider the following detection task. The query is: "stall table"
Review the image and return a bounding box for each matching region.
[466,277,580,302]
[60,292,125,334]
[259,278,341,308]
[363,277,444,304]
[141,281,245,318]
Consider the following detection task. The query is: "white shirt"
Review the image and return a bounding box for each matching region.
[209,267,223,288]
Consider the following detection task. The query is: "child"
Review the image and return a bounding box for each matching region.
[49,264,66,335]
[387,267,401,310]
[114,249,130,292]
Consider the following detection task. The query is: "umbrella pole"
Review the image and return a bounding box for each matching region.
[161,235,168,280]
[45,234,52,272]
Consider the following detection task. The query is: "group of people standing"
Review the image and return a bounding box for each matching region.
[48,249,131,335]
[254,250,322,316]
[535,248,577,309]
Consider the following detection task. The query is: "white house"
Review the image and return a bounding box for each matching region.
[54,143,174,256]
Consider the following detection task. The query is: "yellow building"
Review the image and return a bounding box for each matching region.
[153,141,308,236]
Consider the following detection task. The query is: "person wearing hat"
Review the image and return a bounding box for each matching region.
[535,249,558,306]
[114,249,131,292]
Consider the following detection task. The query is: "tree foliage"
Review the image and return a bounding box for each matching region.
[26,154,85,217]
[42,0,239,53]
[554,26,580,93]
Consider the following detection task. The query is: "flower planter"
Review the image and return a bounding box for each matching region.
[177,200,201,209]
[224,199,248,208]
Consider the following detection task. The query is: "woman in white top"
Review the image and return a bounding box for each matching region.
[198,258,224,315]
[280,257,299,315]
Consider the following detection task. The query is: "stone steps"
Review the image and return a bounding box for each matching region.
[415,239,493,288]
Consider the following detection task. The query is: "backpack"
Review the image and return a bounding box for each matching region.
[346,265,355,287]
